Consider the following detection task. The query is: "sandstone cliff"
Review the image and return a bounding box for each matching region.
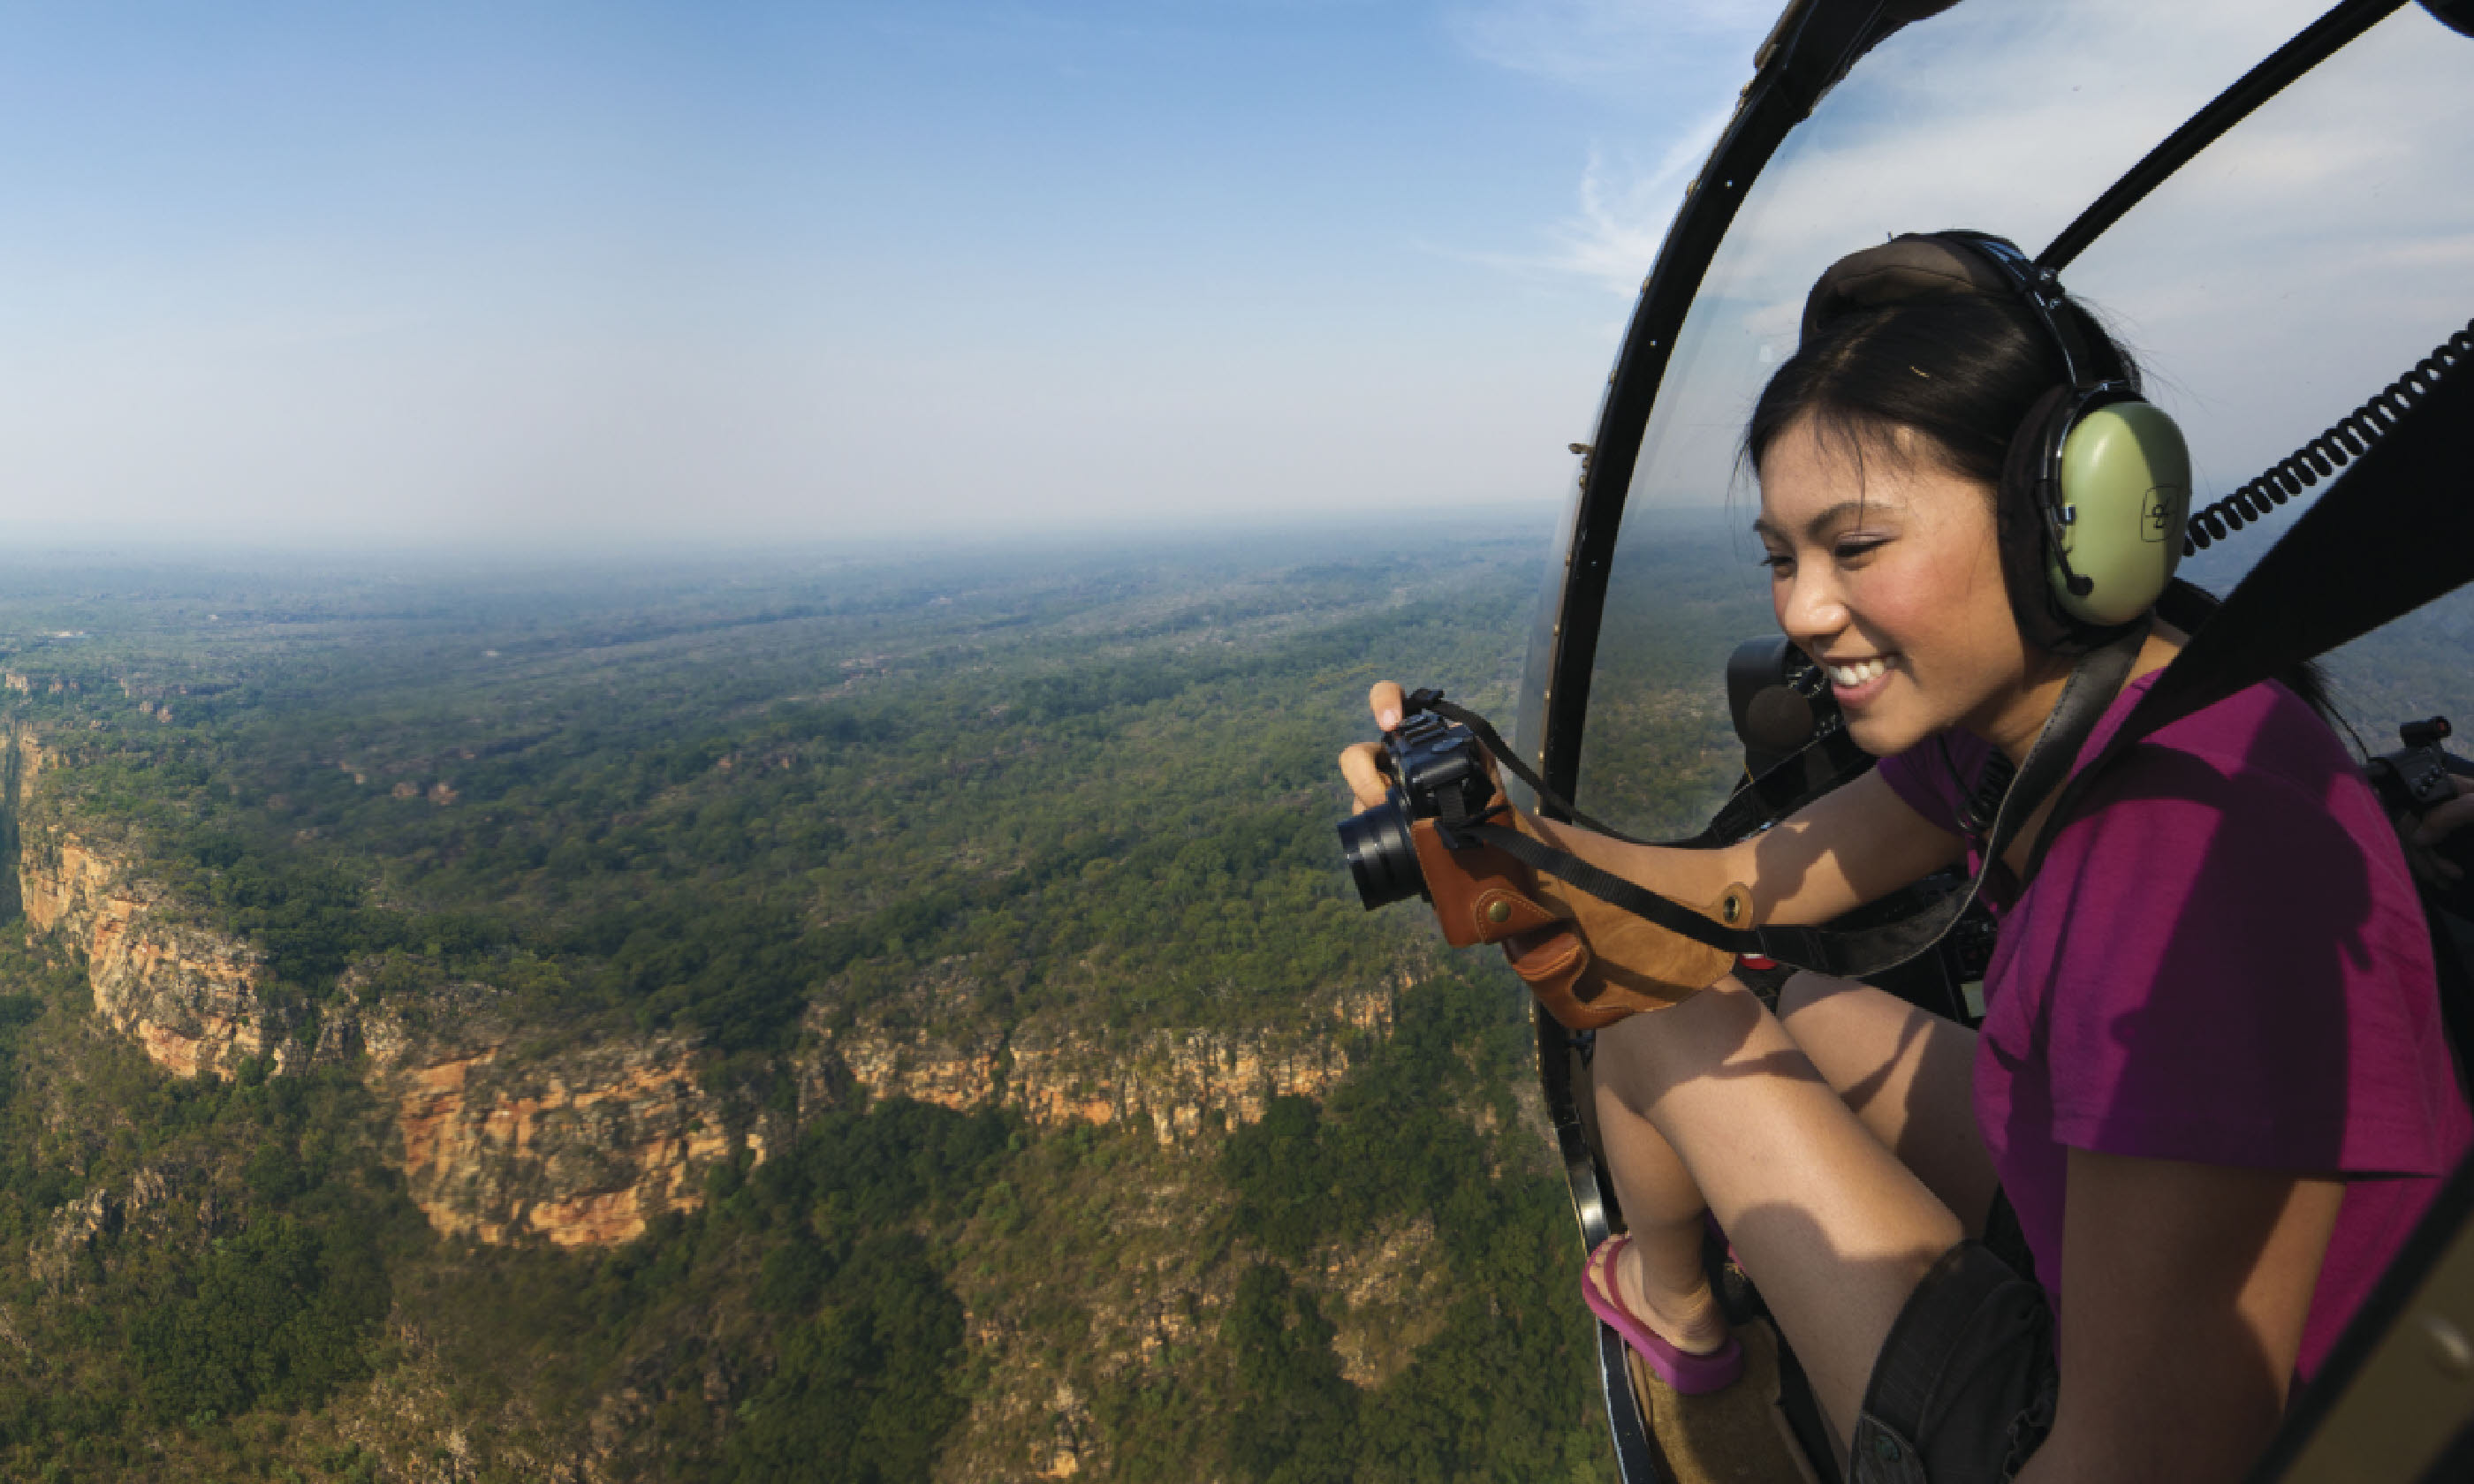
[5,732,748,1250]
[8,730,282,1081]
[12,823,748,1247]
[360,994,745,1247]
[18,824,280,1080]
[5,732,1406,1261]
[805,961,1397,1144]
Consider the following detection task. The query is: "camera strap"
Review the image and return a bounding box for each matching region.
[1404,691,1876,851]
[1442,632,2139,975]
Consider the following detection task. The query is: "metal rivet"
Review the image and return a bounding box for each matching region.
[2423,1314,2474,1376]
[1486,900,1513,925]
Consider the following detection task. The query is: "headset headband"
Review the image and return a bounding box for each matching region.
[1799,230,2180,638]
[1798,231,2122,395]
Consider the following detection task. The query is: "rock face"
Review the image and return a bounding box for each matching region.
[6,732,275,1079]
[363,1005,740,1247]
[4,732,1404,1257]
[5,734,747,1250]
[19,827,279,1080]
[11,819,748,1247]
[805,965,1398,1143]
[27,1161,206,1293]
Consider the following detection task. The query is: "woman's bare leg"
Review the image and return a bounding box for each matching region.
[1590,970,1997,1361]
[1590,977,1966,1444]
[1775,972,1998,1235]
[1592,1079,1734,1354]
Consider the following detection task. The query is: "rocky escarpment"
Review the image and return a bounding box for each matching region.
[808,983,1395,1144]
[14,828,748,1247]
[4,729,754,1249]
[27,1160,221,1293]
[360,994,745,1248]
[11,730,285,1080]
[4,733,1408,1254]
[19,825,281,1080]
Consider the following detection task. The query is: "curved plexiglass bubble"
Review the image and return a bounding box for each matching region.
[2064,6,2474,736]
[1560,0,2474,838]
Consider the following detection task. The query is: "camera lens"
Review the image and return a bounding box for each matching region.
[1338,792,1426,909]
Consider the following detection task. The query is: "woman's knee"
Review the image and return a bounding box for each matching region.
[1594,978,1793,1117]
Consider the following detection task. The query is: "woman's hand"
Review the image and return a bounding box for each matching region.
[1338,680,1408,811]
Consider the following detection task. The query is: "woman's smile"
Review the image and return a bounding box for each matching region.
[1819,653,1896,706]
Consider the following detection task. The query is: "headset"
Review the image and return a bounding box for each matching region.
[1798,231,2193,645]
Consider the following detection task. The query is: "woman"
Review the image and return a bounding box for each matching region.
[1340,234,2470,1482]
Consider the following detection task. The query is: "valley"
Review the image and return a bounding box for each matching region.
[0,533,1609,1483]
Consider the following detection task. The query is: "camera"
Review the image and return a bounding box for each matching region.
[1338,708,1499,910]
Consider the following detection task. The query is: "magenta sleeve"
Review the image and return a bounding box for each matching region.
[2010,747,2449,1177]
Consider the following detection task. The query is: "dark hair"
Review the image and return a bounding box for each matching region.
[1742,290,2339,722]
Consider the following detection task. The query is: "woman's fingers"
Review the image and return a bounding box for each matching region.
[1342,683,1408,811]
[1368,681,1406,732]
[1339,741,1393,811]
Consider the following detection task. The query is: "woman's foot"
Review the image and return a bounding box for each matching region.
[1582,1233,1743,1394]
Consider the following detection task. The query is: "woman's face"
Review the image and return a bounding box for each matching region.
[1754,414,2057,759]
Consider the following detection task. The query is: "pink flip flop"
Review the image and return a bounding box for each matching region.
[1582,1233,1745,1395]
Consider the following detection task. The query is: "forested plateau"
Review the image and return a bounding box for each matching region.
[0,529,1627,1484]
[2,520,2466,1484]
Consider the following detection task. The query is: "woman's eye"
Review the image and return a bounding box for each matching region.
[1759,551,1793,572]
[1833,537,1886,562]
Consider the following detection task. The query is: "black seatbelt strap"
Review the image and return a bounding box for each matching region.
[2025,336,2474,884]
[1689,725,1878,849]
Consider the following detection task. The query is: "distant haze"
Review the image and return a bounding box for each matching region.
[0,1,2463,553]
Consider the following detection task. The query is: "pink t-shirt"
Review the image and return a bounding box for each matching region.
[1875,673,2471,1379]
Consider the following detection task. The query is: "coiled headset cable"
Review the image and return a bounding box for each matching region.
[2185,316,2474,556]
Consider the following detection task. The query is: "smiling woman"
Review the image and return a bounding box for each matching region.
[1341,228,2470,1482]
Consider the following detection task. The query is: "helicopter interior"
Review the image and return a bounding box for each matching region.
[1500,1,2474,1480]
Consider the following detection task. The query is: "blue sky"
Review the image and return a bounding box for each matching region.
[4,2,2463,555]
[0,1,1774,549]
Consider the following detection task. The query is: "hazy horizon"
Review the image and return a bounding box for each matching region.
[2,2,2464,554]
[0,496,1580,575]
[3,1,1779,549]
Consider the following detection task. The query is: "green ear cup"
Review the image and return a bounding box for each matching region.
[2048,400,2191,625]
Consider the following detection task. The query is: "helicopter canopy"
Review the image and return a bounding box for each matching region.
[1521,0,2474,840]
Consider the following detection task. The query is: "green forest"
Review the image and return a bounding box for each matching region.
[4,524,2465,1482]
[0,531,1625,1482]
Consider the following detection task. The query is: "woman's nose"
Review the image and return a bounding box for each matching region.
[1779,569,1848,647]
